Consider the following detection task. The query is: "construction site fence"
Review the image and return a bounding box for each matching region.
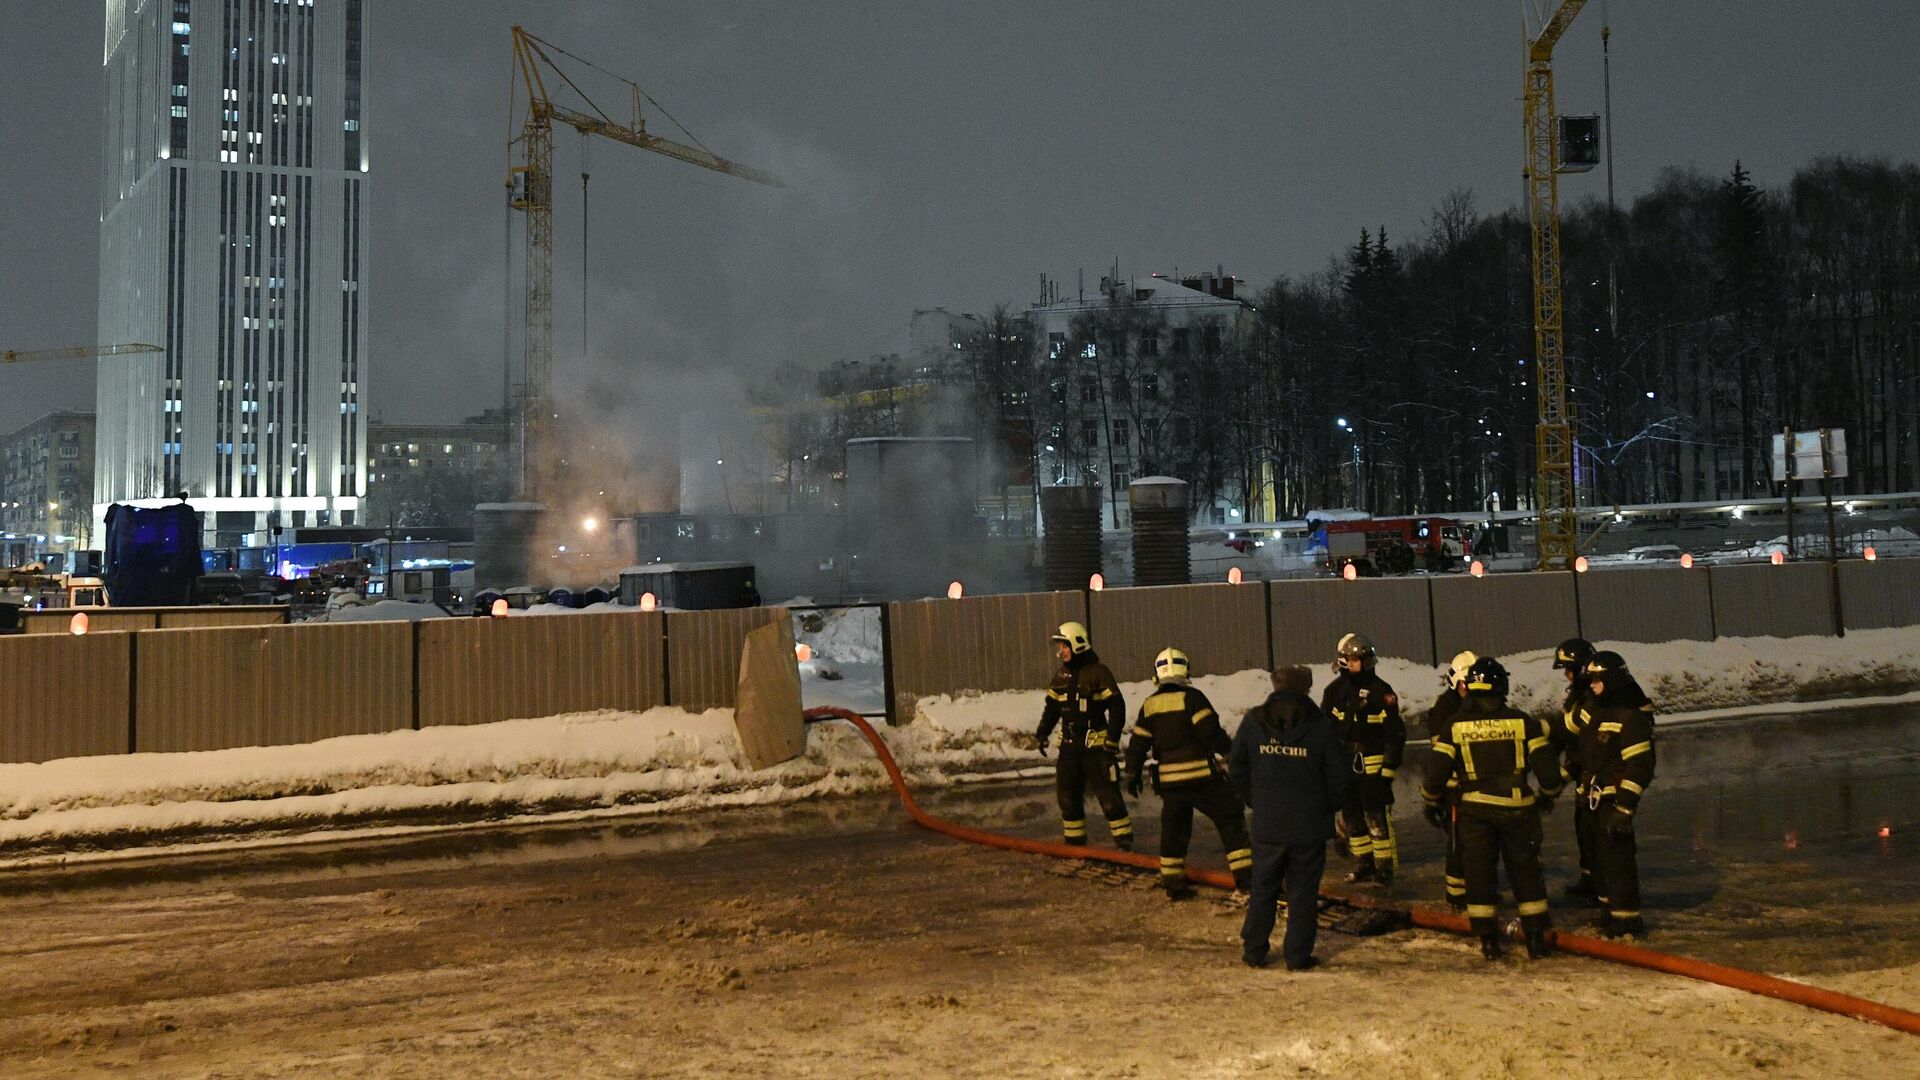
[3,559,1916,763]
[0,607,787,763]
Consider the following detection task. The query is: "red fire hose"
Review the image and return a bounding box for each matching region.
[806,706,1920,1037]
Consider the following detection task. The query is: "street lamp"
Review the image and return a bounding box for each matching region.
[1336,420,1361,508]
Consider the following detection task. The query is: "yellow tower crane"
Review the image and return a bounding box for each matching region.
[2,342,162,365]
[507,26,781,502]
[1524,1,1588,570]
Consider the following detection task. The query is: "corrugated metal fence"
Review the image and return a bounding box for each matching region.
[19,605,289,634]
[888,591,1085,719]
[0,607,773,762]
[6,559,1919,763]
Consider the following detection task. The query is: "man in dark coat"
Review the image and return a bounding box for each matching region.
[1230,666,1352,971]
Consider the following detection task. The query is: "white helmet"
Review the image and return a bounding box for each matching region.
[1449,650,1478,687]
[1154,647,1191,683]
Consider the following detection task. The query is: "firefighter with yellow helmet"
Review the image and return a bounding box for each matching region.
[1035,621,1133,849]
[1124,647,1253,898]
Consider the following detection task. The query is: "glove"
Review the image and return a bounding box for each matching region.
[1036,732,1051,758]
[1334,813,1350,841]
[1422,802,1448,830]
[1606,808,1634,839]
[1126,772,1144,797]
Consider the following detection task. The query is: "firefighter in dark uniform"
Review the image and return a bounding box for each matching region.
[1320,633,1405,885]
[1124,648,1253,898]
[1551,637,1600,900]
[1421,656,1561,960]
[1577,650,1657,937]
[1231,665,1351,970]
[1035,621,1133,850]
[1424,650,1477,911]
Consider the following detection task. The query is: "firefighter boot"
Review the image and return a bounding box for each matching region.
[1598,914,1645,939]
[1479,933,1503,961]
[1345,856,1377,884]
[1525,926,1554,960]
[1563,876,1599,903]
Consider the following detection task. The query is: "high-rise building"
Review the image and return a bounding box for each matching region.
[95,0,368,544]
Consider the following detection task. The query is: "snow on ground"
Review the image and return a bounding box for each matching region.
[2,626,1917,855]
[916,625,1920,738]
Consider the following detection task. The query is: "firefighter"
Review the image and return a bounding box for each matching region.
[1320,633,1405,885]
[1421,656,1562,960]
[1424,650,1477,911]
[1551,637,1600,901]
[1034,621,1133,850]
[1124,648,1253,899]
[1230,665,1351,970]
[1578,650,1657,937]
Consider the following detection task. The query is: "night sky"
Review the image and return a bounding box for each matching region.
[5,1,1918,436]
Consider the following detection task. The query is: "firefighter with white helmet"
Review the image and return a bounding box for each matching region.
[1035,621,1133,850]
[1124,647,1253,898]
[1423,649,1478,910]
[1320,633,1406,885]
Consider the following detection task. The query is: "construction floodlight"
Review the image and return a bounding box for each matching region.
[1558,115,1601,172]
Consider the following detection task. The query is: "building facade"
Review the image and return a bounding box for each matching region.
[1,412,98,561]
[364,410,514,526]
[1027,271,1253,528]
[95,0,369,543]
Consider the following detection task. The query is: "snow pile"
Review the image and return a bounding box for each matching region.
[309,600,452,623]
[0,705,1040,854]
[914,626,1920,737]
[509,601,628,616]
[793,606,883,666]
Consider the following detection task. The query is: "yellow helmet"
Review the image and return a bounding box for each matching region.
[1154,647,1190,682]
[1051,621,1091,655]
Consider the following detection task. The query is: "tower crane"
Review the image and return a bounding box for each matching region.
[507,26,781,502]
[1524,1,1588,570]
[3,343,162,365]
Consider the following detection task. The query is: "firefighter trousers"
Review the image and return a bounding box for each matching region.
[1055,747,1131,846]
[1457,803,1550,938]
[1241,840,1326,969]
[1572,798,1596,887]
[1583,797,1642,920]
[1158,777,1253,890]
[1443,801,1466,906]
[1340,770,1396,868]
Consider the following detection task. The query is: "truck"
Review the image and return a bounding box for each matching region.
[1316,515,1472,576]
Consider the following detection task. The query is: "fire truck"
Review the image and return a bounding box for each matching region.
[1316,515,1471,576]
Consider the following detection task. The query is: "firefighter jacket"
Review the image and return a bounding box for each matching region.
[1036,650,1125,753]
[1229,691,1352,844]
[1421,694,1562,810]
[1320,669,1406,779]
[1575,688,1657,816]
[1125,682,1230,787]
[1555,682,1596,783]
[1426,687,1465,801]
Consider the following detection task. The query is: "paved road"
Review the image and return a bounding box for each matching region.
[3,707,1918,1077]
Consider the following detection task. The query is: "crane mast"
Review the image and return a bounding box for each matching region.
[506,26,780,503]
[1525,0,1588,570]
